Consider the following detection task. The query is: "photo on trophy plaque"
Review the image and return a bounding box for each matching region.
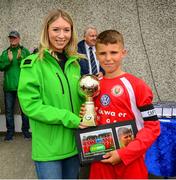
[75,120,138,164]
[115,124,135,148]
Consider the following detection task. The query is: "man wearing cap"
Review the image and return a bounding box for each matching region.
[0,30,31,141]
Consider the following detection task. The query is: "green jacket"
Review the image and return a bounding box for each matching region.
[18,50,84,161]
[0,45,30,91]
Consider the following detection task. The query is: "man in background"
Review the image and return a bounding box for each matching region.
[0,30,31,141]
[77,26,104,77]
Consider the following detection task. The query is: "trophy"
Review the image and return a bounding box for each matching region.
[79,75,100,126]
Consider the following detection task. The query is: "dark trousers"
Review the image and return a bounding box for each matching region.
[4,91,30,134]
[79,164,90,179]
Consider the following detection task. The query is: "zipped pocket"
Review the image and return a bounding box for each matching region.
[56,72,64,94]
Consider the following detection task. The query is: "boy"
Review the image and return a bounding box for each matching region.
[89,30,160,179]
[117,127,133,148]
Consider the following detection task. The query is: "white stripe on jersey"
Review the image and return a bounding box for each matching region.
[120,77,144,130]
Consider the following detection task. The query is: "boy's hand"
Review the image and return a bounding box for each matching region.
[96,72,103,80]
[101,150,122,165]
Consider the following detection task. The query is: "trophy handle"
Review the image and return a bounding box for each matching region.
[82,101,97,126]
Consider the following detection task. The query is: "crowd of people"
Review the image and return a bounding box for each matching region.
[0,8,160,179]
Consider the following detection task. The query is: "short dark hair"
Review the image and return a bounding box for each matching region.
[96,30,124,47]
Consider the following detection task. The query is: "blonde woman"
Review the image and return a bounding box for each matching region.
[18,9,86,179]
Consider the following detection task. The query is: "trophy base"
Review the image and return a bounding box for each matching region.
[82,118,96,126]
[82,101,97,127]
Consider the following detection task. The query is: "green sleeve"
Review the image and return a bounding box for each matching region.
[23,48,30,57]
[18,47,31,65]
[0,51,12,71]
[18,63,80,128]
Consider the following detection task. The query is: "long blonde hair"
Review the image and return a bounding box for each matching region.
[39,9,79,58]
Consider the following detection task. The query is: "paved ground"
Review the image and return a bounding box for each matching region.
[0,133,165,179]
[0,133,36,179]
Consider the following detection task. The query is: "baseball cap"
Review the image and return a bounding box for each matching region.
[8,31,20,38]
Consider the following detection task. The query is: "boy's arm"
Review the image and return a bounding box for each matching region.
[117,82,160,165]
[117,120,160,165]
[101,119,160,166]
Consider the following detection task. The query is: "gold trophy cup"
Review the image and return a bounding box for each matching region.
[79,75,100,126]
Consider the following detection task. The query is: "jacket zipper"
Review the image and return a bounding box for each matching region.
[56,72,74,113]
[55,56,74,112]
[65,74,74,113]
[56,73,64,94]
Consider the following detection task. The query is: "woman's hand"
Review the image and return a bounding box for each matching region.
[79,122,88,129]
[79,104,86,119]
[101,150,122,165]
[79,104,88,129]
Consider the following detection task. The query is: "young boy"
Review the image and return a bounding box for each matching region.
[117,127,133,148]
[89,30,160,179]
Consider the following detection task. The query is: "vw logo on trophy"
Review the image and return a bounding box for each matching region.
[79,75,100,126]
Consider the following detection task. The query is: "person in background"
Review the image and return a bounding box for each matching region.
[77,26,104,78]
[18,9,86,179]
[80,30,160,179]
[30,47,39,54]
[32,47,38,54]
[0,30,31,141]
[77,27,103,179]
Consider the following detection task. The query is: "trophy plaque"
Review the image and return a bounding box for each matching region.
[79,75,100,126]
[75,120,138,164]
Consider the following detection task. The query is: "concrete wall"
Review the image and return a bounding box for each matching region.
[0,115,22,132]
[0,0,176,116]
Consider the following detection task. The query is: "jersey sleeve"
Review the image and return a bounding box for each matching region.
[18,57,81,129]
[117,78,160,165]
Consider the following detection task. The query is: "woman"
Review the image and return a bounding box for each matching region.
[18,9,86,179]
